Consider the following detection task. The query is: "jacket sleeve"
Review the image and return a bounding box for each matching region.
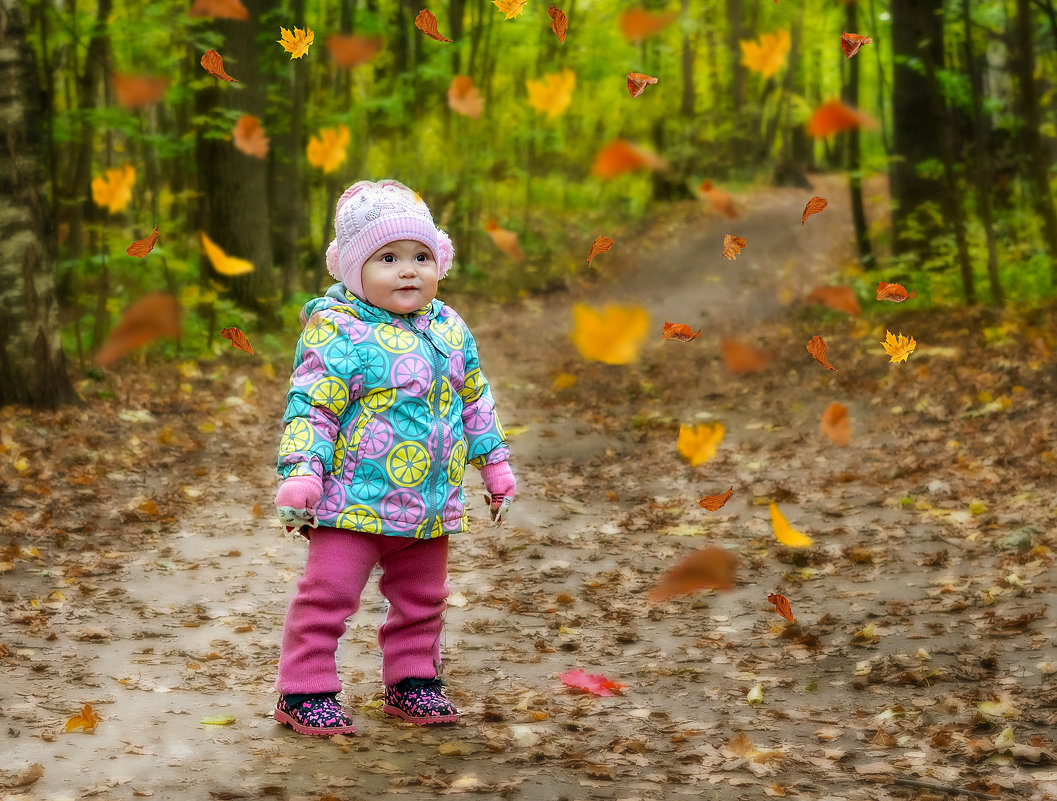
[456,325,511,469]
[277,310,361,480]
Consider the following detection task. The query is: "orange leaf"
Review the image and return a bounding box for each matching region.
[125,225,159,258]
[233,115,269,159]
[201,49,238,81]
[699,485,734,511]
[277,26,314,59]
[699,180,738,219]
[587,235,613,265]
[492,0,529,19]
[820,401,850,446]
[649,546,737,602]
[221,327,254,355]
[547,6,568,43]
[63,702,101,733]
[325,34,384,67]
[721,338,772,373]
[485,219,525,260]
[767,592,795,623]
[804,285,860,316]
[307,125,350,173]
[841,31,873,59]
[722,234,746,261]
[94,293,181,367]
[415,9,452,42]
[619,8,677,41]
[876,280,915,302]
[448,75,483,118]
[806,335,838,371]
[91,164,136,214]
[627,72,659,98]
[187,0,249,20]
[591,139,667,178]
[807,99,877,137]
[881,330,917,364]
[110,74,168,108]
[662,320,701,342]
[801,195,828,226]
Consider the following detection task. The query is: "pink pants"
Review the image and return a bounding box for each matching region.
[275,528,450,693]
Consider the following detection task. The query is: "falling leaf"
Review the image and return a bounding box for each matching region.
[618,8,677,41]
[662,321,701,342]
[63,703,101,733]
[277,26,314,59]
[746,684,765,705]
[547,6,568,43]
[570,303,650,365]
[881,330,917,364]
[199,715,236,725]
[95,293,181,367]
[627,72,658,98]
[326,34,384,67]
[306,124,350,174]
[721,338,772,373]
[233,115,269,159]
[587,236,613,266]
[200,232,255,276]
[806,335,838,371]
[806,99,877,137]
[126,226,159,258]
[559,669,626,696]
[726,731,784,761]
[591,139,667,178]
[526,68,576,119]
[699,486,734,511]
[699,180,738,219]
[485,219,525,260]
[740,29,790,79]
[677,422,724,467]
[801,196,828,226]
[447,75,483,118]
[875,281,915,302]
[188,0,249,19]
[200,49,238,81]
[415,9,452,42]
[492,0,529,19]
[768,592,795,622]
[841,31,873,59]
[770,502,812,548]
[804,285,860,316]
[221,327,254,355]
[91,164,136,214]
[110,74,168,108]
[722,234,747,261]
[649,546,736,601]
[820,402,851,446]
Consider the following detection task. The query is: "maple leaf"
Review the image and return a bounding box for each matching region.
[591,139,667,178]
[125,225,159,258]
[740,29,790,79]
[548,6,568,43]
[233,114,269,159]
[618,8,678,41]
[570,303,650,365]
[807,99,878,137]
[841,31,873,59]
[677,422,724,466]
[492,0,528,19]
[277,26,314,59]
[221,327,254,355]
[200,232,255,276]
[448,75,483,118]
[768,592,795,623]
[806,335,838,371]
[484,219,525,260]
[661,321,701,342]
[699,485,734,511]
[94,293,181,367]
[722,234,746,260]
[306,124,350,173]
[326,34,384,67]
[587,235,613,266]
[91,164,136,214]
[820,401,850,446]
[627,72,659,98]
[415,9,452,41]
[876,280,915,302]
[804,285,861,316]
[881,330,917,363]
[649,545,737,601]
[200,49,238,81]
[559,669,627,696]
[769,502,813,548]
[64,702,101,733]
[720,337,772,373]
[802,195,828,226]
[699,180,738,219]
[188,0,248,19]
[526,68,576,119]
[110,74,167,108]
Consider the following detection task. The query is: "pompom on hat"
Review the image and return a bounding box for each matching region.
[325,179,454,299]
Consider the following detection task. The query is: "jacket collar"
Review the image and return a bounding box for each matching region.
[326,283,442,325]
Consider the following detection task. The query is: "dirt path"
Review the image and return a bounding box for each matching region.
[3,176,1057,801]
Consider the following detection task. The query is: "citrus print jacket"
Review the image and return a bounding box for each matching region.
[277,284,510,539]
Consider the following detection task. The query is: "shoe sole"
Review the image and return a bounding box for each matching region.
[274,708,357,736]
[382,703,459,725]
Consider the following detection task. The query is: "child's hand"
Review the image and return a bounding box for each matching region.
[480,461,516,526]
[275,475,322,533]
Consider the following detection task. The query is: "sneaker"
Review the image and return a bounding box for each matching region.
[382,677,460,725]
[274,693,357,736]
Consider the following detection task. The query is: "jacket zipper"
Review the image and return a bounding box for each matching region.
[410,317,446,537]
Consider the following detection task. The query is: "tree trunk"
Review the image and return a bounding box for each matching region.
[0,0,74,407]
[842,0,874,267]
[679,0,694,119]
[725,0,748,170]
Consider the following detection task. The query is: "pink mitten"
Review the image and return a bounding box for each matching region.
[275,475,323,533]
[480,461,516,526]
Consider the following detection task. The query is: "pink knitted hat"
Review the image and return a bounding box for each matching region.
[325,179,454,299]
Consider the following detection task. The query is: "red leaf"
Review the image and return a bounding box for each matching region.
[767,592,795,622]
[125,225,159,258]
[876,280,915,302]
[661,320,701,342]
[841,31,873,59]
[559,669,627,696]
[699,485,734,511]
[221,326,254,355]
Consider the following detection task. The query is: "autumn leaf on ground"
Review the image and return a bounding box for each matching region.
[233,115,269,159]
[326,34,384,67]
[64,703,101,733]
[200,232,255,276]
[804,285,861,316]
[820,402,851,446]
[677,422,724,467]
[307,124,350,173]
[770,501,813,548]
[587,235,613,266]
[627,72,658,98]
[95,293,181,367]
[548,6,568,43]
[91,164,136,214]
[200,49,237,81]
[661,321,700,342]
[448,75,483,118]
[807,99,878,137]
[699,180,738,219]
[648,545,736,601]
[768,592,795,622]
[881,330,917,364]
[188,0,248,19]
[740,29,790,79]
[841,31,873,59]
[699,486,734,511]
[721,338,772,373]
[591,139,667,178]
[802,196,828,226]
[725,732,784,762]
[221,327,254,355]
[570,303,650,365]
[492,0,528,19]
[484,219,525,260]
[559,669,626,696]
[526,68,576,118]
[806,335,838,371]
[110,74,167,108]
[619,8,677,41]
[722,234,747,261]
[277,26,314,59]
[126,226,159,258]
[415,9,452,41]
[876,280,915,302]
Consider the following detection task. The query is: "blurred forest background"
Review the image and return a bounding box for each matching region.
[2,0,1057,406]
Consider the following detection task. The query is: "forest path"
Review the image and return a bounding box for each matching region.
[3,176,1057,801]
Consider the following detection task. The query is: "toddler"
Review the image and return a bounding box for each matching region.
[272,179,517,735]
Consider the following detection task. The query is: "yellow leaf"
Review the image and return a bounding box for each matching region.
[552,372,577,390]
[200,232,255,275]
[676,423,725,467]
[739,29,790,79]
[91,164,136,214]
[571,303,650,365]
[526,68,576,119]
[307,124,350,174]
[491,0,528,19]
[769,502,813,548]
[64,703,101,733]
[881,330,916,363]
[853,621,877,641]
[277,25,314,59]
[200,715,236,725]
[746,683,764,705]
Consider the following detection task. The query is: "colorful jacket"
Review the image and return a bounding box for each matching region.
[277,283,510,539]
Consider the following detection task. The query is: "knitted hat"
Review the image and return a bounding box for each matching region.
[325,179,454,300]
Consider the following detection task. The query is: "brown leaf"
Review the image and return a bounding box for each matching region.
[801,195,828,226]
[619,8,678,41]
[125,225,159,258]
[485,219,525,260]
[325,34,384,67]
[699,485,733,511]
[876,280,915,302]
[110,74,168,108]
[187,0,249,20]
[804,285,861,316]
[220,327,254,355]
[820,402,850,446]
[200,49,238,81]
[699,180,738,219]
[806,335,838,371]
[649,546,737,602]
[415,9,452,42]
[0,764,44,789]
[627,72,659,98]
[841,31,873,59]
[233,115,269,159]
[720,337,772,373]
[768,592,795,623]
[661,320,701,342]
[448,75,483,118]
[587,235,614,265]
[547,6,568,43]
[94,293,181,367]
[722,234,746,261]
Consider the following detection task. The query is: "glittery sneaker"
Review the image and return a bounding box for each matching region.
[382,677,460,725]
[274,693,357,736]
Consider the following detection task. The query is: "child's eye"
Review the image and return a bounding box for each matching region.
[416,254,427,261]
[382,254,395,262]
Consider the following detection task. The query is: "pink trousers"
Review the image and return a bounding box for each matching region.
[275,527,450,693]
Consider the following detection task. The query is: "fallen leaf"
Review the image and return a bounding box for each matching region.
[746,684,765,705]
[740,29,790,79]
[721,338,772,373]
[591,139,667,178]
[770,502,812,548]
[0,764,44,789]
[547,5,568,43]
[722,234,747,260]
[801,196,828,226]
[526,68,576,118]
[220,327,254,355]
[200,232,255,276]
[804,285,861,316]
[699,180,738,219]
[854,762,894,775]
[492,0,528,19]
[699,486,734,511]
[820,402,850,446]
[64,703,101,733]
[415,9,452,42]
[841,31,873,59]
[448,75,483,118]
[233,114,269,159]
[648,546,736,601]
[807,99,877,137]
[111,74,167,108]
[806,335,838,371]
[559,669,626,696]
[725,731,783,762]
[188,0,248,19]
[570,303,650,365]
[853,621,877,642]
[876,280,915,302]
[126,226,159,258]
[661,320,701,342]
[91,164,136,214]
[768,592,795,622]
[485,219,525,260]
[677,422,724,466]
[587,235,614,266]
[277,26,314,59]
[95,293,181,367]
[619,8,678,41]
[199,715,235,725]
[306,124,350,174]
[326,34,384,67]
[881,330,917,364]
[627,72,659,98]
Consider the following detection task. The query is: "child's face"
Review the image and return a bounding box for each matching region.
[360,239,439,314]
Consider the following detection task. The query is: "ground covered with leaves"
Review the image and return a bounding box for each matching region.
[3,176,1057,801]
